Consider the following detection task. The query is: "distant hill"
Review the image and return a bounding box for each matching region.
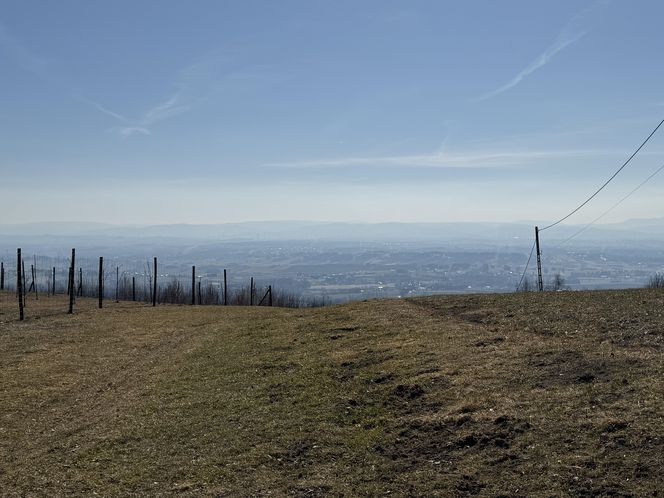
[3,218,664,244]
[1,289,662,495]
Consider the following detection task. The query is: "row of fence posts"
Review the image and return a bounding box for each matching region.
[5,248,274,321]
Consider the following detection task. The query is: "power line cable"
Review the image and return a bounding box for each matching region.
[540,119,664,231]
[516,240,536,291]
[558,161,664,245]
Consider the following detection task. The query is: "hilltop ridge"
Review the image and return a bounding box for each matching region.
[0,289,662,496]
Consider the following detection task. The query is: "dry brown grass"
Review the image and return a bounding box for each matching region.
[0,289,662,496]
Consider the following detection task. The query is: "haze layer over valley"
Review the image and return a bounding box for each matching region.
[2,219,663,303]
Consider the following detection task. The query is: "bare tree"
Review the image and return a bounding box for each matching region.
[517,276,533,292]
[646,273,664,289]
[547,273,566,291]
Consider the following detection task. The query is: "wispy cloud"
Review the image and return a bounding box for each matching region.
[112,91,191,137]
[85,49,281,137]
[112,126,151,137]
[0,21,52,76]
[264,149,608,170]
[74,95,129,122]
[475,1,608,101]
[109,51,281,137]
[142,92,190,125]
[0,21,225,137]
[0,22,133,127]
[476,32,585,102]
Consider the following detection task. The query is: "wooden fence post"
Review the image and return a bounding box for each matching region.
[33,263,38,300]
[258,286,271,306]
[115,266,119,302]
[98,257,104,309]
[223,269,228,305]
[78,268,83,297]
[22,260,27,302]
[68,248,75,314]
[29,265,34,293]
[191,266,196,305]
[33,256,38,300]
[250,277,254,306]
[152,257,157,307]
[52,267,55,296]
[0,261,4,290]
[17,249,24,321]
[132,276,136,302]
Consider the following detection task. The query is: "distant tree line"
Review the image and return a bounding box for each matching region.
[517,273,567,292]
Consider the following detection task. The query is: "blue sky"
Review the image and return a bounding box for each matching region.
[2,0,664,225]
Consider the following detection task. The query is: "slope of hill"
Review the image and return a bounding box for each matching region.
[0,290,662,496]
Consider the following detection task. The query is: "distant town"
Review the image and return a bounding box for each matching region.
[2,221,663,304]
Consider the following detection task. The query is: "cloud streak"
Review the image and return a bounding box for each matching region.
[74,95,129,122]
[475,1,608,101]
[1,24,280,138]
[0,20,201,137]
[113,91,191,137]
[0,21,51,76]
[112,126,151,137]
[0,22,133,127]
[102,49,267,137]
[476,32,585,101]
[264,149,609,170]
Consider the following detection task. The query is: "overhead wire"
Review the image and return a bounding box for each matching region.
[515,240,536,291]
[558,161,664,245]
[540,119,664,231]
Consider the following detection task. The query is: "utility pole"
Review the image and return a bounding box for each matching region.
[535,226,544,292]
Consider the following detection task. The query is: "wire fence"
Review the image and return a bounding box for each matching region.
[0,252,327,322]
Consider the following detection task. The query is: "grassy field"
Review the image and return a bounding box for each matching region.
[0,289,662,497]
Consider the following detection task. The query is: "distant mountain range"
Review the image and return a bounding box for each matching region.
[2,218,664,245]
